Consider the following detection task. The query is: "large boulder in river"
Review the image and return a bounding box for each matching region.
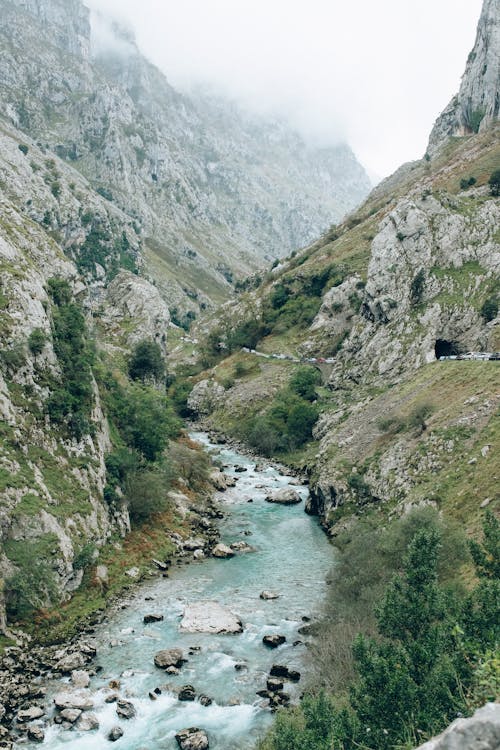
[260,590,279,600]
[209,470,235,491]
[265,488,302,505]
[175,727,209,750]
[212,543,234,559]
[154,648,186,669]
[263,635,286,648]
[54,691,94,711]
[180,601,243,634]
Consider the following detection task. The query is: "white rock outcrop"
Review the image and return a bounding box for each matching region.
[416,703,500,750]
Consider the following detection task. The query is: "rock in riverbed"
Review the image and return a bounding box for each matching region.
[230,541,255,553]
[107,726,124,742]
[144,613,164,624]
[17,706,45,723]
[116,699,136,719]
[180,601,243,634]
[27,725,45,743]
[263,635,286,648]
[178,685,196,701]
[265,488,301,505]
[54,691,94,711]
[71,670,90,688]
[260,590,279,600]
[175,727,209,750]
[154,648,186,669]
[212,543,234,558]
[77,712,100,731]
[269,665,301,681]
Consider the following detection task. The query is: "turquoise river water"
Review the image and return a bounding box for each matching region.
[25,432,334,749]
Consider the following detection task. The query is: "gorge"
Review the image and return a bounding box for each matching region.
[0,0,499,748]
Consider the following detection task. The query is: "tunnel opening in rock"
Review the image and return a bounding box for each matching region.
[435,339,461,358]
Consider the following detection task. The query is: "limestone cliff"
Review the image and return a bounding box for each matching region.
[0,0,370,311]
[189,0,499,535]
[428,0,500,153]
[0,122,176,631]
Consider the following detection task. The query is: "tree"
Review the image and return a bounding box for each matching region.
[128,340,164,382]
[125,465,172,523]
[28,328,47,355]
[410,269,426,304]
[480,296,498,322]
[350,529,467,747]
[463,511,500,648]
[122,385,179,461]
[289,367,320,401]
[489,169,500,197]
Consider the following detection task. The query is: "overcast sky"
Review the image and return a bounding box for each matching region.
[85,0,483,180]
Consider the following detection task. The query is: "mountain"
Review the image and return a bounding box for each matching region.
[428,0,500,155]
[186,0,500,532]
[0,0,370,312]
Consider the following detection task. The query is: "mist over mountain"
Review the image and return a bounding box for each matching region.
[0,0,370,313]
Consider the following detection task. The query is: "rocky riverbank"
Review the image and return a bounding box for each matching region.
[0,487,226,748]
[4,432,333,750]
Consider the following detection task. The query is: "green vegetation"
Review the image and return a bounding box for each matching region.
[289,366,321,401]
[236,369,319,456]
[98,365,180,521]
[489,169,500,196]
[46,278,95,439]
[469,108,485,134]
[481,296,498,322]
[18,144,28,156]
[128,339,165,382]
[410,269,426,304]
[27,327,47,355]
[5,534,59,621]
[459,176,476,190]
[0,342,26,372]
[260,511,499,750]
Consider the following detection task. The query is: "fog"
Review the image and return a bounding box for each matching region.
[85,0,483,180]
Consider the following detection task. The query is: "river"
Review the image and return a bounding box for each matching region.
[25,432,334,749]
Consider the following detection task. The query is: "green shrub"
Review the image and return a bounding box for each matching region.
[28,328,47,355]
[460,176,476,190]
[73,543,96,571]
[1,343,26,371]
[347,472,372,503]
[96,186,113,201]
[18,144,29,156]
[377,414,405,434]
[46,279,94,438]
[489,169,500,197]
[125,465,172,524]
[50,181,61,198]
[128,340,165,382]
[408,402,434,431]
[480,296,498,322]
[410,269,426,304]
[169,441,210,491]
[289,366,320,401]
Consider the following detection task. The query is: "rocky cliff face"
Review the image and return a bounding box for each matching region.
[0,120,175,630]
[191,0,499,535]
[0,0,370,311]
[428,0,500,154]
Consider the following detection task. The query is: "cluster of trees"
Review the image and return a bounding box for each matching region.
[238,367,320,456]
[46,278,95,439]
[259,510,499,750]
[99,342,180,524]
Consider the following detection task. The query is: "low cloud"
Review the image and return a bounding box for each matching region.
[85,0,483,178]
